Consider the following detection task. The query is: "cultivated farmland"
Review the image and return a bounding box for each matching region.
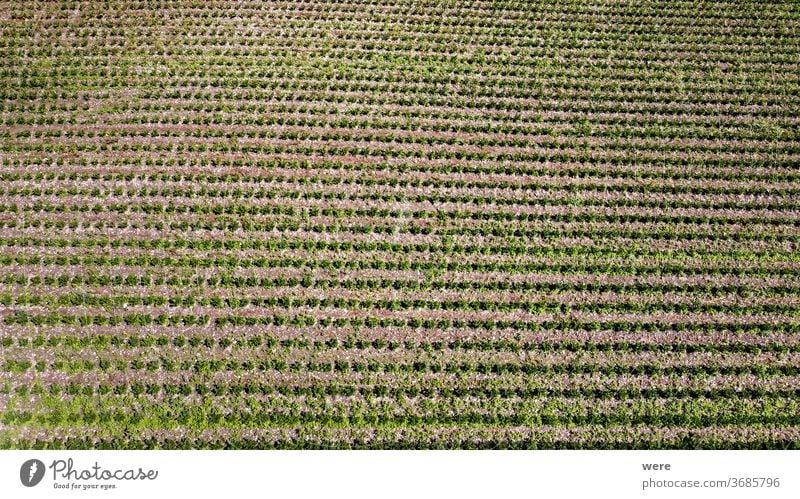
[0,0,799,449]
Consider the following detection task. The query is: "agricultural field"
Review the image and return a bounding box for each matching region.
[0,0,798,449]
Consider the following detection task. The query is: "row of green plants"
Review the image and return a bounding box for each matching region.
[3,334,792,354]
[3,292,795,316]
[4,186,797,212]
[5,85,793,117]
[6,359,797,377]
[8,128,798,155]
[8,436,795,451]
[0,236,793,260]
[5,312,798,333]
[5,403,799,428]
[6,70,793,103]
[5,272,795,296]
[6,382,796,401]
[2,254,793,278]
[2,158,795,181]
[14,216,791,243]
[8,139,799,163]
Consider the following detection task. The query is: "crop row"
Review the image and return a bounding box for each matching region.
[4,312,798,334]
[2,291,796,316]
[4,333,799,353]
[3,186,798,212]
[2,253,795,278]
[3,272,796,296]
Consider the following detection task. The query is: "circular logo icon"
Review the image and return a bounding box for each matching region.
[20,459,45,487]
